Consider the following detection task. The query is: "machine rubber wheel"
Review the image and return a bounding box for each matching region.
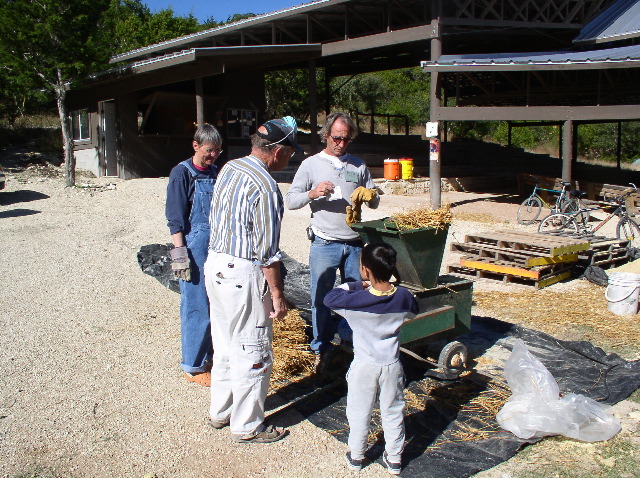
[517,196,542,225]
[437,341,468,376]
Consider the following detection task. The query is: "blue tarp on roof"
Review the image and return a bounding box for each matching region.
[574,0,640,44]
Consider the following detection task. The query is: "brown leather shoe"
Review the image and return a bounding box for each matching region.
[184,371,211,387]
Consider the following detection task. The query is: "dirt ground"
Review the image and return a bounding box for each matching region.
[1,150,639,478]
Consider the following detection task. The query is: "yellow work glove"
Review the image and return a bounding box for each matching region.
[350,186,377,204]
[346,187,378,226]
[346,205,356,226]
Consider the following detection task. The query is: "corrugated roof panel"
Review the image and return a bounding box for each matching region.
[422,43,640,67]
[574,0,640,44]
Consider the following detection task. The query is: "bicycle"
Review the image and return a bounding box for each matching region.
[537,185,640,248]
[517,177,590,225]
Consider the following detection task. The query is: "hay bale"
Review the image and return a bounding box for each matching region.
[389,204,453,231]
[271,309,315,383]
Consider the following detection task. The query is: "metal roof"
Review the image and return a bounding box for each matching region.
[109,0,341,64]
[574,0,640,44]
[421,43,640,71]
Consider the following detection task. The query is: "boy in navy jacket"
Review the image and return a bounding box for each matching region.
[324,242,418,475]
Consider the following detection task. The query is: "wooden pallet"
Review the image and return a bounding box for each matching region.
[458,257,571,280]
[463,230,591,256]
[451,241,579,267]
[577,237,630,269]
[448,264,572,289]
[449,230,590,288]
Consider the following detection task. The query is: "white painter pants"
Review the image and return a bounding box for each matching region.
[346,357,405,462]
[204,252,273,436]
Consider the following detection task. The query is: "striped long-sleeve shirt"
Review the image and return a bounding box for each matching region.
[208,155,283,266]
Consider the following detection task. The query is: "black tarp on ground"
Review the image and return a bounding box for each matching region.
[285,317,640,477]
[137,245,312,307]
[138,245,640,476]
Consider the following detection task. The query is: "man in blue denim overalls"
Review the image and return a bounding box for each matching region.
[166,124,223,386]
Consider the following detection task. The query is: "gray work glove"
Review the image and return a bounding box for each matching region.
[170,246,191,282]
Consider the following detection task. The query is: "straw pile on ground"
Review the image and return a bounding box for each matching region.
[474,283,640,355]
[271,309,315,386]
[389,205,453,231]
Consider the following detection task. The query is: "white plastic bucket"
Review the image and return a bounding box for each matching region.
[605,272,640,315]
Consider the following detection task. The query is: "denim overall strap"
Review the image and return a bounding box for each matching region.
[180,159,216,232]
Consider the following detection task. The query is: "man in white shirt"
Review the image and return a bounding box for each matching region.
[285,112,379,367]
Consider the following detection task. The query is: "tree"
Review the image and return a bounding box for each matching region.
[265,69,326,124]
[0,0,111,186]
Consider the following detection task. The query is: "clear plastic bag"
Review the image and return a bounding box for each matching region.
[496,339,621,442]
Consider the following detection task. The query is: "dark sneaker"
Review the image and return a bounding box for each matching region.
[382,452,401,475]
[231,425,288,444]
[207,418,230,429]
[345,452,362,471]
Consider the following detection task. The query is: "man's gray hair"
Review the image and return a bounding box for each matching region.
[250,133,280,152]
[194,124,222,146]
[319,112,358,144]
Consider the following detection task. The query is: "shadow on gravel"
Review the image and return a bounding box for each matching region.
[448,193,520,208]
[0,208,41,219]
[0,189,49,206]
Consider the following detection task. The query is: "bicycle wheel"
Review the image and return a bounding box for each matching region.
[617,217,640,248]
[518,195,542,225]
[560,198,590,225]
[538,213,578,234]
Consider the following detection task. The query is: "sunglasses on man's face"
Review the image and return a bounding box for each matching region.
[330,136,352,144]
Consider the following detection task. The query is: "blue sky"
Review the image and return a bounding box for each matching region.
[143,0,309,23]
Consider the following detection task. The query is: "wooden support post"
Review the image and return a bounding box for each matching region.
[562,119,573,182]
[195,77,204,128]
[617,120,622,170]
[324,72,331,116]
[429,12,442,209]
[308,59,318,152]
[558,124,562,160]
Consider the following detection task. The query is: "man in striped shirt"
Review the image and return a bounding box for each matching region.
[204,117,302,443]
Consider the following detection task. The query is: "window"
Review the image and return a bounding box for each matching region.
[71,110,90,141]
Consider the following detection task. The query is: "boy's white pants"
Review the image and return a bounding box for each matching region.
[346,357,405,462]
[204,252,273,436]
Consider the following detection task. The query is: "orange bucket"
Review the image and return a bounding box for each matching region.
[384,159,400,180]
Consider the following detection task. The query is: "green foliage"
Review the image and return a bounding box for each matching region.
[225,13,257,23]
[578,122,640,163]
[0,0,112,93]
[492,122,558,150]
[265,69,326,124]
[329,68,430,131]
[447,121,494,141]
[103,0,200,55]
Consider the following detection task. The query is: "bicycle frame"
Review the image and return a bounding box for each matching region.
[531,182,572,212]
[577,203,625,234]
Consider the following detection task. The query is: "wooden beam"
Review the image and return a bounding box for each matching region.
[430,105,640,121]
[274,23,304,43]
[322,24,433,56]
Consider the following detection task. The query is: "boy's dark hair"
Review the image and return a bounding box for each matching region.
[361,242,397,282]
